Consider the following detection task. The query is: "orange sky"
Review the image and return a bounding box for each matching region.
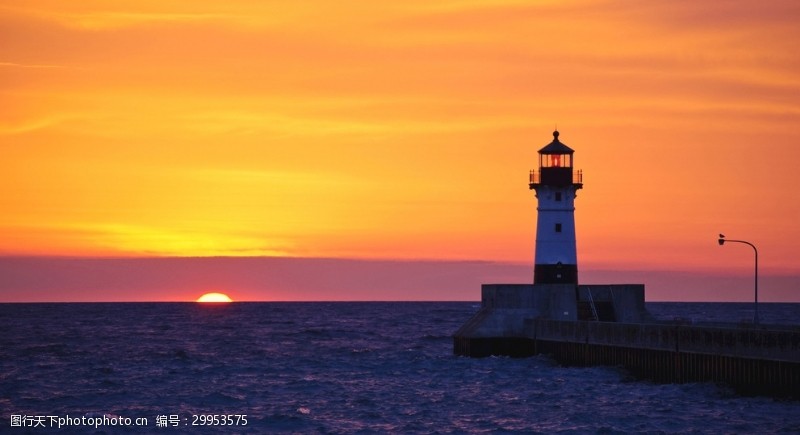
[1,1,799,301]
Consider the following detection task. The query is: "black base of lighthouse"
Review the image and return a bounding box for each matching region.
[534,264,578,284]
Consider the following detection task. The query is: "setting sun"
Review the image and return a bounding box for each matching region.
[196,292,233,303]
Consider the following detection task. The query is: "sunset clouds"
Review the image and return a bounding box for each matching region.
[2,0,799,300]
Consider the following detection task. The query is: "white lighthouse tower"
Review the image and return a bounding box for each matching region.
[529,130,583,284]
[454,130,648,357]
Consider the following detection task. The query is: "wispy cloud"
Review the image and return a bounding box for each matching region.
[0,114,78,135]
[0,61,68,69]
[59,11,231,30]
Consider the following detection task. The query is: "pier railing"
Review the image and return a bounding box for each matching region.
[528,319,800,362]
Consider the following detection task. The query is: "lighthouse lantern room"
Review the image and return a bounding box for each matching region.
[529,131,583,285]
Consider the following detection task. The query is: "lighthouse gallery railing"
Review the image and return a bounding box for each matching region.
[529,170,583,185]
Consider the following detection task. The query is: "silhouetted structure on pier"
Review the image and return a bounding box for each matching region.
[453,131,800,398]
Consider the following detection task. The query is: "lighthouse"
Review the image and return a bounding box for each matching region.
[454,129,649,357]
[529,130,583,285]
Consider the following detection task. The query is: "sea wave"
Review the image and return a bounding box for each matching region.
[1,302,799,433]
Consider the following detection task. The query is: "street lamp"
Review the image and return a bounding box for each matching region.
[717,234,759,325]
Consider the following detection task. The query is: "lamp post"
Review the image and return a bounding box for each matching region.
[717,234,759,325]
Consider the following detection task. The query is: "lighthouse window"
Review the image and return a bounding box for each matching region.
[555,192,562,201]
[555,223,562,233]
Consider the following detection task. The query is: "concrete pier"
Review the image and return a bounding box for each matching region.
[453,284,800,398]
[531,319,800,396]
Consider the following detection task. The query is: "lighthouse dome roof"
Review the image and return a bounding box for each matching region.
[538,130,574,154]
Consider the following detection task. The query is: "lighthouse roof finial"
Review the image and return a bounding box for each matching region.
[539,129,574,155]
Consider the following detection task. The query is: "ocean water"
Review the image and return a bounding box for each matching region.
[1,302,799,434]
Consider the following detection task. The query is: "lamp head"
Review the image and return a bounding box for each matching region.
[718,234,725,246]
